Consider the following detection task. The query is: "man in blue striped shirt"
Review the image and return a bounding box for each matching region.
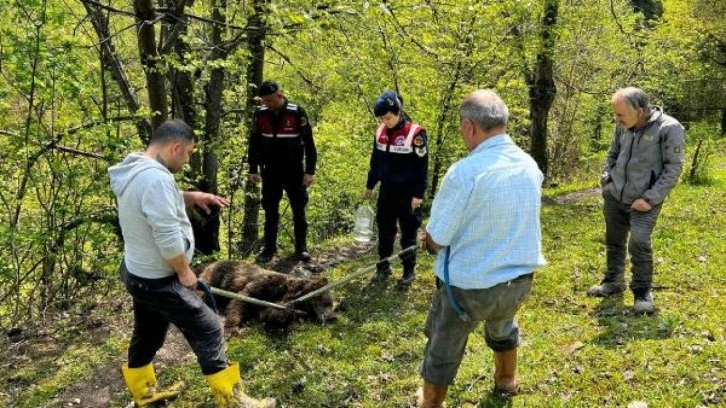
[417,90,546,407]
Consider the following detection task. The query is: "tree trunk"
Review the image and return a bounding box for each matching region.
[590,103,607,152]
[239,0,269,256]
[134,0,168,133]
[82,2,152,144]
[429,16,475,198]
[167,1,197,129]
[528,0,559,179]
[191,0,228,255]
[430,64,461,198]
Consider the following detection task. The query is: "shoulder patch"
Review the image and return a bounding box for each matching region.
[415,146,427,157]
[413,135,425,147]
[300,116,308,127]
[286,103,298,111]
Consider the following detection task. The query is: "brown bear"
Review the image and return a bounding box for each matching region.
[194,260,335,329]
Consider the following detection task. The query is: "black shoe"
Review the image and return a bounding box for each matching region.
[295,251,312,263]
[373,265,392,281]
[633,291,655,314]
[256,251,276,264]
[399,267,416,287]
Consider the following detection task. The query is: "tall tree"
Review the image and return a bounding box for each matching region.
[527,0,559,177]
[133,0,168,132]
[239,0,269,255]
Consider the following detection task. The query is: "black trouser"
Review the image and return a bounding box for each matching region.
[603,194,662,295]
[261,168,308,254]
[376,187,422,272]
[122,264,227,375]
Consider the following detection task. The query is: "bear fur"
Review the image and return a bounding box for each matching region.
[194,260,335,329]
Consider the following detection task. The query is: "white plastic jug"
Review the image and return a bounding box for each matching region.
[353,205,375,243]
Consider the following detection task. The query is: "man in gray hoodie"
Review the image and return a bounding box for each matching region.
[109,119,275,407]
[588,87,685,314]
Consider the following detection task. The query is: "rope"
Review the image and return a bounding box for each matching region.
[443,247,471,322]
[196,280,218,314]
[287,245,418,305]
[205,285,292,311]
[199,246,419,311]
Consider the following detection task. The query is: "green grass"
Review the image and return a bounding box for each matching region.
[5,157,726,408]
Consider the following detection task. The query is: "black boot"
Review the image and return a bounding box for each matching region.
[374,260,392,281]
[256,247,276,264]
[400,266,416,287]
[294,249,312,263]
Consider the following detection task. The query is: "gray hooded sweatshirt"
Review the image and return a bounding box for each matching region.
[108,153,195,279]
[602,107,685,206]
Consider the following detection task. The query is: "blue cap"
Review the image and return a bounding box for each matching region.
[258,80,279,96]
[373,91,403,116]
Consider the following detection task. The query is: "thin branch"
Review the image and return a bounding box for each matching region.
[77,0,136,18]
[53,115,143,138]
[84,21,137,50]
[49,144,109,161]
[266,45,318,91]
[50,208,119,252]
[384,3,439,60]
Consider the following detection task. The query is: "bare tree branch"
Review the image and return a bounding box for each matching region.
[82,1,152,142]
[49,144,108,161]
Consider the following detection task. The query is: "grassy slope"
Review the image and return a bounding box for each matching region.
[7,159,725,408]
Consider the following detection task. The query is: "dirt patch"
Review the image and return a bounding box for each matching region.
[543,187,601,206]
[52,326,193,408]
[261,241,377,277]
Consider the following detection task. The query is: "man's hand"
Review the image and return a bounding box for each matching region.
[421,231,443,255]
[184,191,231,214]
[303,173,315,187]
[166,254,197,289]
[178,267,198,289]
[248,173,261,185]
[631,198,653,212]
[411,197,423,212]
[364,189,374,200]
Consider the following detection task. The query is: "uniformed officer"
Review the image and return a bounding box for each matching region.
[365,90,428,287]
[248,81,317,263]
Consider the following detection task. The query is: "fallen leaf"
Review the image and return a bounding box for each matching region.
[567,341,585,354]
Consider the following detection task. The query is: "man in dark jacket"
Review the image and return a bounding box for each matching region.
[247,81,317,263]
[588,87,685,314]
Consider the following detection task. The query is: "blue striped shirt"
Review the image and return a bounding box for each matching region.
[427,134,546,289]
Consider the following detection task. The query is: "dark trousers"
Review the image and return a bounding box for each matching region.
[376,189,422,271]
[603,194,662,294]
[122,264,227,375]
[261,169,309,253]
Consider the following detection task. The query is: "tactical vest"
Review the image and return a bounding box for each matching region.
[375,122,421,154]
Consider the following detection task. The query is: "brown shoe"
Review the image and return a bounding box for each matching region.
[416,381,447,408]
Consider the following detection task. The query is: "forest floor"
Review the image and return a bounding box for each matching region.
[2,159,725,408]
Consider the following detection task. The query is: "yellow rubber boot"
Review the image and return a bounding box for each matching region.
[205,362,276,408]
[121,363,184,407]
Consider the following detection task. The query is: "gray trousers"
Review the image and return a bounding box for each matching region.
[420,274,533,386]
[603,193,662,294]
